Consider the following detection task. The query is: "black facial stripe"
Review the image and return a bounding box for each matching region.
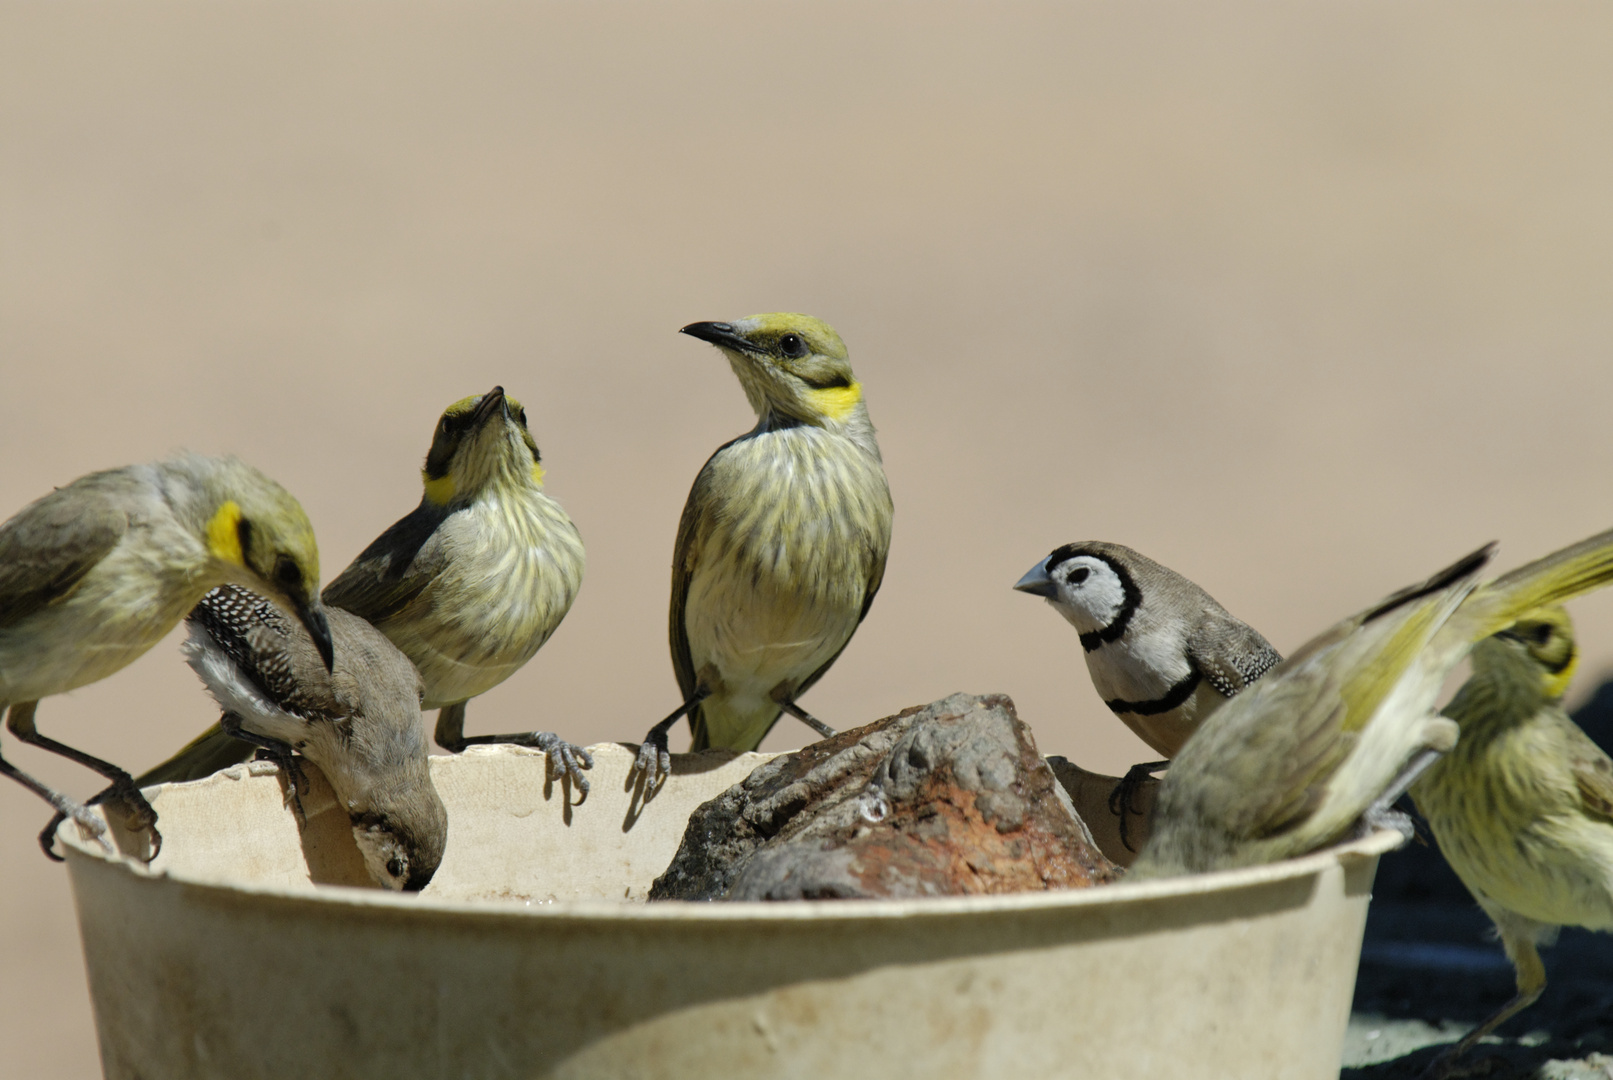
[235,516,254,561]
[799,372,852,390]
[1544,646,1577,675]
[1105,669,1202,717]
[1058,553,1142,653]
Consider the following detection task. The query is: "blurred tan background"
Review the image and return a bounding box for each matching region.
[4,2,1613,1074]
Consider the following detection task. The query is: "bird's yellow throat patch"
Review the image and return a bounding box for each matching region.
[423,462,544,506]
[422,472,456,507]
[206,501,246,567]
[809,381,862,422]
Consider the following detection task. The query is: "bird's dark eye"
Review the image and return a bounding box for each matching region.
[386,856,405,879]
[1068,567,1090,585]
[274,554,302,590]
[780,333,808,358]
[1532,624,1554,645]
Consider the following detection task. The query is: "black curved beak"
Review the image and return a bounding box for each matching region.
[297,600,336,671]
[680,321,761,354]
[473,385,508,426]
[1013,560,1057,598]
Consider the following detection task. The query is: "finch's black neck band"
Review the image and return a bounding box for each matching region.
[1068,554,1142,653]
[1105,668,1202,717]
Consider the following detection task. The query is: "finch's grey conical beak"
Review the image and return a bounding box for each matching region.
[1013,560,1057,598]
[298,601,336,671]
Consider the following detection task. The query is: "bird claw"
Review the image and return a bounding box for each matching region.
[1107,761,1167,853]
[38,800,116,861]
[528,732,594,795]
[632,736,672,791]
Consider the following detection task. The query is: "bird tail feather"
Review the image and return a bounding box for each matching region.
[132,720,254,788]
[1452,526,1613,642]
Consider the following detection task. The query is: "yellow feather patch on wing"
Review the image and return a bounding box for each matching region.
[206,500,246,567]
[530,462,545,487]
[809,381,862,422]
[422,471,456,506]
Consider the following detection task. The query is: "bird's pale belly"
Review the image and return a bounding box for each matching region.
[685,571,856,698]
[1094,671,1224,758]
[0,549,207,704]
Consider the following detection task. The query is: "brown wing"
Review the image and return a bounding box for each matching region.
[669,446,732,706]
[1569,730,1613,823]
[1189,619,1283,700]
[0,485,126,630]
[321,501,451,624]
[1170,669,1357,842]
[792,534,888,701]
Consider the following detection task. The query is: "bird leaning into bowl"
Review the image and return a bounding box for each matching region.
[148,387,593,795]
[631,314,894,788]
[1411,607,1613,1079]
[1131,525,1613,878]
[0,452,332,860]
[187,584,446,891]
[1014,541,1281,849]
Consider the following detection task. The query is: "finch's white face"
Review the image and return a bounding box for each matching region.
[1041,554,1130,635]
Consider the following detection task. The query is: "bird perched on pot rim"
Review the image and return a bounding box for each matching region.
[182,585,445,891]
[154,387,593,793]
[1132,524,1613,878]
[0,453,332,858]
[1411,607,1613,1079]
[632,314,894,787]
[1014,541,1281,847]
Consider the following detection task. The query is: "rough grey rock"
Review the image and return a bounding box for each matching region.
[649,692,1119,901]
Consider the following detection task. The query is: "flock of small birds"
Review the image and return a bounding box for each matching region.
[2,310,1612,1077]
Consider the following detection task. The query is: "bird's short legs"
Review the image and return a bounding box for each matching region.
[779,700,837,741]
[1417,933,1547,1079]
[436,702,595,794]
[1108,760,1168,853]
[219,714,309,824]
[1362,748,1445,842]
[7,701,156,860]
[632,692,709,789]
[5,753,114,861]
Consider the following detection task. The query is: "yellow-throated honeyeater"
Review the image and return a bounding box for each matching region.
[1411,607,1613,1078]
[153,387,592,793]
[0,453,331,858]
[633,314,893,786]
[1133,525,1613,878]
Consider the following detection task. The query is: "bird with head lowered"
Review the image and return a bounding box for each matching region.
[0,453,332,858]
[1133,524,1613,879]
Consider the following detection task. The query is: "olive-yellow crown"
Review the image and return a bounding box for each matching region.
[1477,605,1579,700]
[180,452,331,667]
[420,385,544,506]
[196,459,322,601]
[680,313,867,430]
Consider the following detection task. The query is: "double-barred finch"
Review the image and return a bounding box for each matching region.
[153,388,592,794]
[0,453,331,859]
[1014,541,1280,847]
[1133,525,1613,879]
[633,314,894,786]
[180,585,446,891]
[1411,608,1613,1079]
